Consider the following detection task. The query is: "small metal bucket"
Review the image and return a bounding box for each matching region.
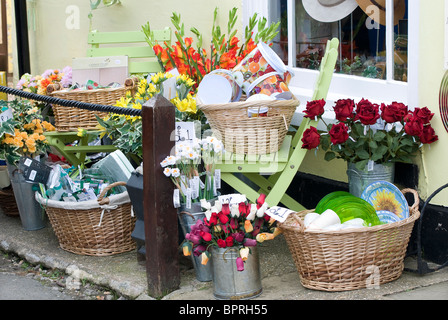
[211,246,262,300]
[178,202,213,282]
[6,162,46,231]
[347,162,395,198]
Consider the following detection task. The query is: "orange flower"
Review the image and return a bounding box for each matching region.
[184,37,193,47]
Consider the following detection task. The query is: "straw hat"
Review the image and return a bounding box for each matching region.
[302,0,359,23]
[356,0,406,26]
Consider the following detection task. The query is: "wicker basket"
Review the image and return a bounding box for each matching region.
[0,187,19,217]
[36,181,136,256]
[47,77,138,132]
[198,96,300,155]
[278,188,420,292]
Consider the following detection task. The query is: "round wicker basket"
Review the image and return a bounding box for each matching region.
[199,97,300,155]
[278,188,420,292]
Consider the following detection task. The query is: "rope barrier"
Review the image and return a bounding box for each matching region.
[0,85,142,117]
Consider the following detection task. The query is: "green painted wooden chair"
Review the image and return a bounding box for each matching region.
[216,38,339,211]
[87,28,171,75]
[45,28,171,166]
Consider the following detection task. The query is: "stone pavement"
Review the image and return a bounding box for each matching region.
[1,210,448,302]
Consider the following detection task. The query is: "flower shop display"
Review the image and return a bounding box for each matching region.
[278,187,421,292]
[181,193,280,299]
[301,98,439,196]
[96,72,203,163]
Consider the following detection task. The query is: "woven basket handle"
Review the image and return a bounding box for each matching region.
[97,181,127,205]
[401,188,420,213]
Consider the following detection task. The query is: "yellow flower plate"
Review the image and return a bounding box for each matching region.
[361,181,409,221]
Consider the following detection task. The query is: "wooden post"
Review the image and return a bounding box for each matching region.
[142,94,179,297]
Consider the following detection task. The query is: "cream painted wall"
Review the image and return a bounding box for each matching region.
[22,0,241,80]
[417,0,448,205]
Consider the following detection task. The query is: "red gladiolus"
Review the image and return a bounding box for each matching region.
[301,126,321,150]
[217,239,227,248]
[329,122,349,145]
[184,37,193,47]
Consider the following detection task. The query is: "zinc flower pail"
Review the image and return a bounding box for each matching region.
[178,202,213,282]
[211,246,262,300]
[6,162,46,231]
[347,162,395,198]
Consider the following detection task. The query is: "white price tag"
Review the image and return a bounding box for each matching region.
[175,121,196,147]
[173,189,180,208]
[265,206,295,223]
[214,169,221,189]
[218,193,247,205]
[0,108,13,123]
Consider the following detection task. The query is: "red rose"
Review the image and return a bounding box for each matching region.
[329,122,349,145]
[304,99,326,119]
[225,236,234,247]
[333,99,355,122]
[413,107,434,124]
[301,126,320,150]
[404,117,424,136]
[381,102,408,123]
[355,98,380,125]
[217,239,227,248]
[419,125,438,144]
[256,193,266,209]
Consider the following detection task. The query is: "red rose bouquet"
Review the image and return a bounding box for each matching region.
[301,98,438,170]
[182,194,280,271]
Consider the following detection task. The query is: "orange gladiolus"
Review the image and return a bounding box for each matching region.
[184,37,193,47]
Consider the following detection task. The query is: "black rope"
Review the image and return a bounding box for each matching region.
[0,85,142,117]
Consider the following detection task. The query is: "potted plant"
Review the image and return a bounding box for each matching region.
[300,98,438,196]
[0,98,57,230]
[181,193,280,299]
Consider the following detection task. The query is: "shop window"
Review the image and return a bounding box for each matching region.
[248,0,416,107]
[274,0,408,82]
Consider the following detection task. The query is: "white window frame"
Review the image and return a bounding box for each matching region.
[243,0,420,125]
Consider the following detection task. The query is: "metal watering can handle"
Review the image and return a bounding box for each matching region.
[346,168,364,185]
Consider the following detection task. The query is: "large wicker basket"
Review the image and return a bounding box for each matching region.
[278,188,420,292]
[47,77,138,132]
[35,181,136,256]
[198,97,300,155]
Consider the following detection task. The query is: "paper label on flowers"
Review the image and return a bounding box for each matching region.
[0,108,13,122]
[175,121,196,147]
[218,193,247,204]
[265,206,295,223]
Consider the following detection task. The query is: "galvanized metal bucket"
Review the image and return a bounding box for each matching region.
[178,202,213,282]
[347,162,395,198]
[211,246,262,300]
[6,162,46,231]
